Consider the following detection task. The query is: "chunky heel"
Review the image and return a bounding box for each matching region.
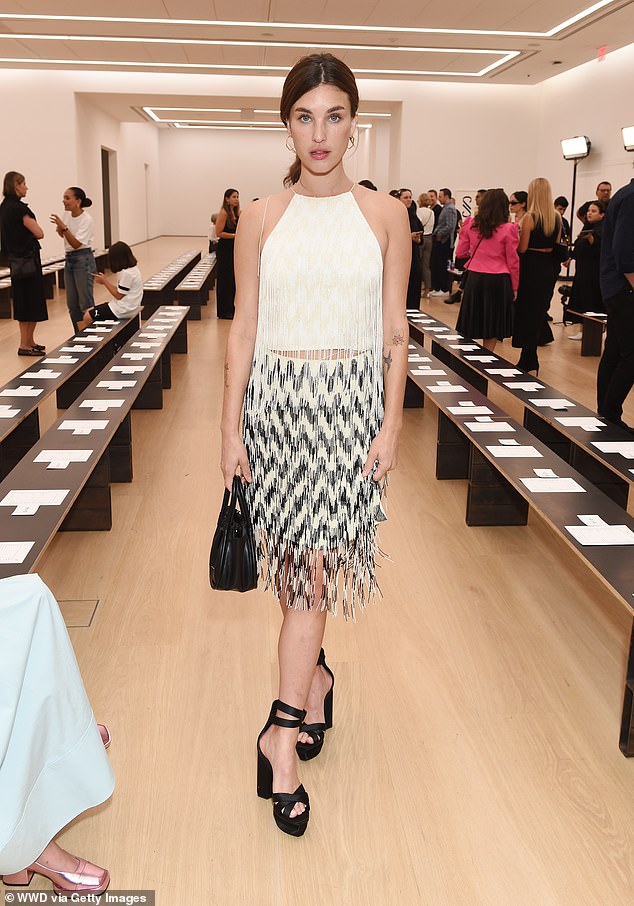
[296,648,335,762]
[2,869,33,886]
[257,699,310,836]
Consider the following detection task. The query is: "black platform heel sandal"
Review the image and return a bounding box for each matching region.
[257,700,310,837]
[296,648,335,762]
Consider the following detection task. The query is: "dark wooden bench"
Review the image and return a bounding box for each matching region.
[566,309,607,356]
[0,305,189,570]
[174,253,217,319]
[404,337,634,756]
[407,309,634,509]
[0,316,140,479]
[141,250,202,318]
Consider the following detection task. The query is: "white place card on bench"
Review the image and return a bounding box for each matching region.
[428,382,469,393]
[448,404,494,416]
[0,541,34,563]
[122,353,154,360]
[97,380,137,390]
[555,416,606,431]
[486,441,542,458]
[0,386,43,397]
[110,365,147,374]
[566,515,634,546]
[591,441,634,459]
[465,421,514,433]
[529,398,574,410]
[58,419,109,435]
[504,381,544,391]
[21,370,62,380]
[132,342,161,349]
[80,399,125,412]
[1,488,70,514]
[449,344,479,351]
[62,345,92,353]
[0,405,20,418]
[411,368,447,376]
[486,368,522,377]
[34,449,93,469]
[44,356,79,364]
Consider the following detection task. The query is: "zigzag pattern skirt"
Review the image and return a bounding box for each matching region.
[243,352,386,620]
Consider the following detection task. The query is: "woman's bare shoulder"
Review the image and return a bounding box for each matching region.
[240,191,290,227]
[355,186,407,226]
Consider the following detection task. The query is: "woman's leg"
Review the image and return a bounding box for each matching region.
[260,583,328,818]
[75,253,96,316]
[64,261,82,330]
[18,321,36,348]
[483,337,498,352]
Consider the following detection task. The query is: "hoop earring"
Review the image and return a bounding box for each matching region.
[348,136,355,148]
[285,136,296,153]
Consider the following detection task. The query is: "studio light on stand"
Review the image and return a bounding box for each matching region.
[622,126,634,151]
[560,136,591,279]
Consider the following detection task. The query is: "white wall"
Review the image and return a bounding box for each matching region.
[2,46,634,249]
[536,43,634,214]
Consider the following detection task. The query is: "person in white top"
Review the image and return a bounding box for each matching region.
[50,186,96,331]
[77,242,142,329]
[416,192,435,295]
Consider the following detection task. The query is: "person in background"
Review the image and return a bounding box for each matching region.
[512,177,561,375]
[0,171,48,356]
[567,201,606,340]
[445,188,487,305]
[428,189,442,227]
[0,574,113,896]
[77,241,142,329]
[215,188,240,319]
[597,177,634,432]
[416,192,434,297]
[554,196,571,246]
[509,190,528,228]
[455,188,519,352]
[209,212,218,253]
[577,181,612,225]
[50,187,96,331]
[398,188,423,309]
[429,188,457,296]
[358,179,377,191]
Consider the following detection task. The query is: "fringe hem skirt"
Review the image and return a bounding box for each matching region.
[243,352,386,621]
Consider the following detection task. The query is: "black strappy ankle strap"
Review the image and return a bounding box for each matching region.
[270,699,306,729]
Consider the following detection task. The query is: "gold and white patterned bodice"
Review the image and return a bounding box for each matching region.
[255,190,383,359]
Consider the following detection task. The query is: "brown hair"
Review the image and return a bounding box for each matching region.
[68,186,93,208]
[108,241,137,272]
[3,171,24,197]
[473,189,510,239]
[280,53,359,188]
[221,188,240,230]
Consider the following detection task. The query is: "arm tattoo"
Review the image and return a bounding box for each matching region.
[392,330,405,347]
[224,363,229,388]
[382,348,393,372]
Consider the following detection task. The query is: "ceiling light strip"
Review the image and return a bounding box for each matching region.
[0,4,620,38]
[2,33,513,55]
[0,57,496,77]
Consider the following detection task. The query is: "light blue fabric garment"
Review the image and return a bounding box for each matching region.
[0,574,114,874]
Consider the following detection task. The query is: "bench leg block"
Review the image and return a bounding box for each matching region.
[108,414,133,482]
[581,321,603,356]
[466,447,529,526]
[523,409,572,460]
[404,375,424,408]
[432,341,489,395]
[0,410,40,479]
[60,453,112,531]
[171,320,188,354]
[569,446,629,509]
[161,347,172,389]
[620,622,634,756]
[436,411,470,479]
[133,361,163,409]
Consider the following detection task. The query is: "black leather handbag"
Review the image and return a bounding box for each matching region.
[9,249,39,280]
[209,476,258,592]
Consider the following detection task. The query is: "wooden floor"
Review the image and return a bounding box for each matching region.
[2,237,634,906]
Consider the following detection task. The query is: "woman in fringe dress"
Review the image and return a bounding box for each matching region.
[220,54,410,837]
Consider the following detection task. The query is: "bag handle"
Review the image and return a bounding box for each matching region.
[229,475,253,531]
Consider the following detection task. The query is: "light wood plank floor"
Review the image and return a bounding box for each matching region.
[1,238,633,905]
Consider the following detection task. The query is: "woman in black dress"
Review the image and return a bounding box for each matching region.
[512,178,561,374]
[0,171,48,356]
[398,188,423,309]
[568,201,605,336]
[215,188,240,319]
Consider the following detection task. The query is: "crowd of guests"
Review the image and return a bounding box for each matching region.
[0,171,143,355]
[394,177,632,430]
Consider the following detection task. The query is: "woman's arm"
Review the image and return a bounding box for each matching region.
[93,272,123,299]
[455,221,471,260]
[505,224,520,294]
[517,213,533,254]
[216,208,235,240]
[362,196,410,482]
[220,201,263,489]
[22,214,44,241]
[49,213,84,249]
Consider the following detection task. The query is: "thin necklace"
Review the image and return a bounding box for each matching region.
[296,178,354,198]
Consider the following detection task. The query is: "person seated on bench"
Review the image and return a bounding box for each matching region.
[77,240,142,329]
[0,574,114,895]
